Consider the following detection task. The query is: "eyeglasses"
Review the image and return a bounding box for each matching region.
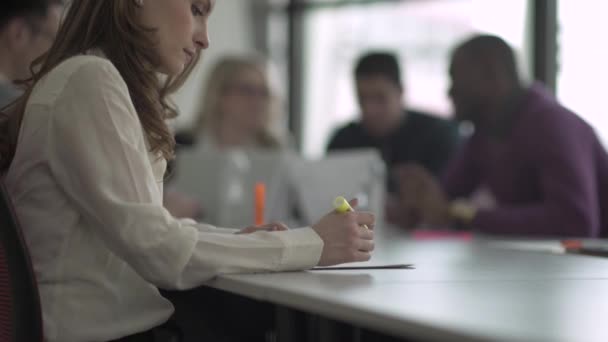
[224,84,271,99]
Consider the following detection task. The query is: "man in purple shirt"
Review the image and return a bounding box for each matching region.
[398,34,608,237]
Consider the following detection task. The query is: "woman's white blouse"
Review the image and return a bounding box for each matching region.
[5,55,323,342]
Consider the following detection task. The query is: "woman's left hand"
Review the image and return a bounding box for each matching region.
[236,222,289,234]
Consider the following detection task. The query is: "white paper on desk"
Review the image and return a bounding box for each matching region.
[310,263,414,271]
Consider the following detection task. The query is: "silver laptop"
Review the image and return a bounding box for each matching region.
[171,148,293,228]
[288,149,386,226]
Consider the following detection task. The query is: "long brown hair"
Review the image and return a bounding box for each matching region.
[0,0,199,171]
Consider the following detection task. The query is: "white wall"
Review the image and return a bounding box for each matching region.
[171,0,256,130]
[557,0,608,148]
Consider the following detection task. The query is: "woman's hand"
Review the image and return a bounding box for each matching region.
[395,163,451,228]
[312,199,376,266]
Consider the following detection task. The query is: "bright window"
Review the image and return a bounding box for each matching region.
[557,0,608,147]
[301,0,531,158]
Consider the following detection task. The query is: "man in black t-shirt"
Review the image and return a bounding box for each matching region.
[327,52,460,226]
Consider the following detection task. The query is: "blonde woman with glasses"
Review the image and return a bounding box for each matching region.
[179,55,286,151]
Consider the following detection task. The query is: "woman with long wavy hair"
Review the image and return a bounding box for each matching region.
[0,0,375,341]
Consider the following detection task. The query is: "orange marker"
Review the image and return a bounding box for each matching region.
[254,182,266,226]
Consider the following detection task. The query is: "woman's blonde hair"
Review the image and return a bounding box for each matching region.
[0,0,199,171]
[194,55,283,148]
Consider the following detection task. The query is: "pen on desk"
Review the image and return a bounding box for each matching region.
[333,196,369,230]
[561,239,608,258]
[254,182,266,226]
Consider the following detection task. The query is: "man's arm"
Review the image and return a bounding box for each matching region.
[472,116,601,237]
[441,136,481,199]
[422,121,461,176]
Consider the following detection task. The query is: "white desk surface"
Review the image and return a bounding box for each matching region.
[209,228,608,342]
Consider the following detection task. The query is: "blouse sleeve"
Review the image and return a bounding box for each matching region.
[45,58,323,290]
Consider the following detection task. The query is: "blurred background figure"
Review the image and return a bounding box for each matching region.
[397,34,608,237]
[327,51,460,227]
[165,55,287,219]
[0,0,64,107]
[167,54,294,342]
[177,55,286,151]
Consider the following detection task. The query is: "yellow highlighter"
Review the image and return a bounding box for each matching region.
[333,196,369,230]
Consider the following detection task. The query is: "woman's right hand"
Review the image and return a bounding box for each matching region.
[312,202,375,266]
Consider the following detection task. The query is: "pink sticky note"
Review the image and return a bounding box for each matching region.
[411,229,473,241]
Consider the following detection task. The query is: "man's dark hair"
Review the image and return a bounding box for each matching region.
[355,52,403,88]
[0,0,58,31]
[454,34,520,83]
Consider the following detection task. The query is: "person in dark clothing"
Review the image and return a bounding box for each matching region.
[328,109,459,178]
[0,0,64,108]
[397,34,608,237]
[327,52,460,226]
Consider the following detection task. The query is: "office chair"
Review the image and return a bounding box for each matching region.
[0,181,44,342]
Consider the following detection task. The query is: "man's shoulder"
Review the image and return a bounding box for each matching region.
[336,120,364,133]
[327,121,368,150]
[331,121,366,139]
[523,85,594,137]
[401,110,458,138]
[407,109,454,127]
[514,85,601,161]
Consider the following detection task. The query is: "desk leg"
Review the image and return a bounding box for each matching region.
[317,315,409,342]
[353,327,363,342]
[275,305,407,342]
[274,306,346,342]
[276,306,306,342]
